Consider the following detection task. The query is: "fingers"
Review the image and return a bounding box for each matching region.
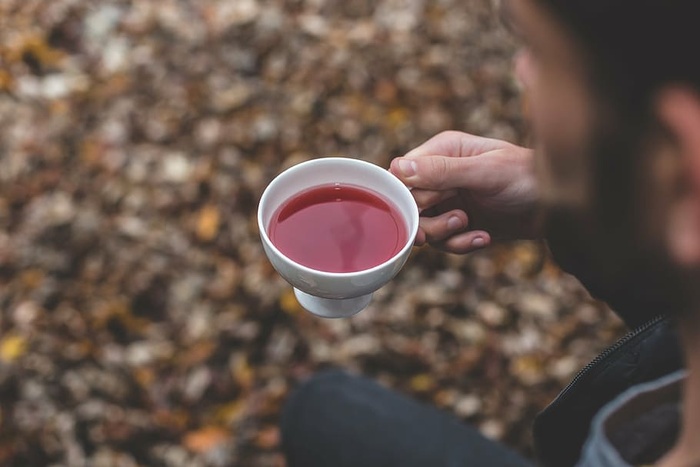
[437,230,491,254]
[402,130,511,159]
[412,188,458,212]
[414,210,491,254]
[391,130,521,254]
[390,154,491,191]
[389,131,519,191]
[414,228,427,246]
[419,209,469,244]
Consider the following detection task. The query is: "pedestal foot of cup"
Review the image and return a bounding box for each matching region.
[293,289,372,318]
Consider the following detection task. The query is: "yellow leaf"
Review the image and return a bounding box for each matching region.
[213,400,246,425]
[279,289,303,315]
[511,355,545,385]
[7,35,65,67]
[183,426,229,453]
[0,70,13,91]
[232,355,254,391]
[0,336,26,362]
[196,205,220,241]
[511,242,544,275]
[387,107,409,129]
[409,373,435,392]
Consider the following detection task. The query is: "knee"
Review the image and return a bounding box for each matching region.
[280,369,352,439]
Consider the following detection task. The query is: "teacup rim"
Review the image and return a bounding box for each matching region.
[257,156,419,278]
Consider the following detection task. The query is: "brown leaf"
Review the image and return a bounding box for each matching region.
[7,34,65,67]
[232,354,254,391]
[196,204,221,242]
[255,426,280,450]
[0,70,13,91]
[183,426,229,453]
[179,341,216,368]
[133,367,155,388]
[213,400,247,425]
[19,269,44,290]
[154,410,190,431]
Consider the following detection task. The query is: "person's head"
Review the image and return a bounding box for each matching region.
[506,0,700,318]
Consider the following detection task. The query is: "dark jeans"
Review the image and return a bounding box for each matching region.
[280,370,534,467]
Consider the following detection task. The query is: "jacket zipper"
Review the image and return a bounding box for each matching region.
[544,314,667,410]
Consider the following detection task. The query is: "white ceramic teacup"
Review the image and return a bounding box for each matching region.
[258,157,419,318]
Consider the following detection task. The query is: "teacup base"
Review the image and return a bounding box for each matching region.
[293,288,372,318]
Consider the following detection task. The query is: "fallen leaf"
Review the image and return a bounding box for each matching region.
[511,355,545,385]
[133,367,155,387]
[19,269,44,290]
[154,409,190,431]
[0,335,26,362]
[196,204,220,241]
[387,107,409,129]
[255,426,280,450]
[179,341,216,368]
[7,34,65,67]
[409,373,436,392]
[213,400,247,425]
[232,354,254,391]
[0,70,13,91]
[279,289,303,315]
[183,426,229,453]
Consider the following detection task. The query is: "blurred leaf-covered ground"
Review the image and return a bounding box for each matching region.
[0,1,625,466]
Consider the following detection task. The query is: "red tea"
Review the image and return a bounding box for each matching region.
[269,183,407,273]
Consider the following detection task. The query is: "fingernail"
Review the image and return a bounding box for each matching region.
[471,237,486,248]
[398,159,417,177]
[447,216,463,230]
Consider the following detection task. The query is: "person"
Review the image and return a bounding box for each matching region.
[278,0,700,465]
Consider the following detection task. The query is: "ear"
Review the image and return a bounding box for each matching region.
[657,87,700,266]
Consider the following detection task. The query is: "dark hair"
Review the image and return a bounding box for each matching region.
[534,0,699,119]
[527,1,694,331]
[529,0,692,247]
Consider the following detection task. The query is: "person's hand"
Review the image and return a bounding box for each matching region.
[389,131,538,254]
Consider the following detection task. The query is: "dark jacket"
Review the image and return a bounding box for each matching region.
[532,239,685,467]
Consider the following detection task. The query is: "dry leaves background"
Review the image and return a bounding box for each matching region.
[0,0,624,466]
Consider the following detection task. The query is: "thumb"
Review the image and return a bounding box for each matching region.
[390,155,487,191]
